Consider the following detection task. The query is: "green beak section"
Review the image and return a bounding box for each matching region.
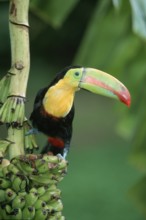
[79,68,131,106]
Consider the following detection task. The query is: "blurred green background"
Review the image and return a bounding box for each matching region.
[1,0,146,219]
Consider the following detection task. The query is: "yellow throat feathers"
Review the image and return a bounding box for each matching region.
[43,78,77,118]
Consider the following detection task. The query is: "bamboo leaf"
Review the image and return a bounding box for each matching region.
[30,0,79,28]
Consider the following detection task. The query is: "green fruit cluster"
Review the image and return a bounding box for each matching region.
[0,120,38,156]
[0,139,12,157]
[0,73,11,106]
[0,154,67,219]
[0,96,25,127]
[23,120,38,152]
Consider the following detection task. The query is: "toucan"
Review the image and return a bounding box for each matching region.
[30,66,131,158]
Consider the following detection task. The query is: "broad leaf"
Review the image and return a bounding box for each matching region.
[30,0,79,28]
[129,177,146,216]
[112,0,122,10]
[130,0,146,39]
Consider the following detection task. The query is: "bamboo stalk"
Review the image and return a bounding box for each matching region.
[0,2,66,219]
[8,127,25,159]
[7,0,30,159]
[0,0,37,158]
[9,0,30,96]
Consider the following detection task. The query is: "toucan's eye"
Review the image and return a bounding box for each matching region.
[74,72,80,77]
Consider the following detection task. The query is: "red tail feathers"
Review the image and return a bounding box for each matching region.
[48,137,65,148]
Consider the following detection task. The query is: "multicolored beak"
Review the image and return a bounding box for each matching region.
[79,68,131,107]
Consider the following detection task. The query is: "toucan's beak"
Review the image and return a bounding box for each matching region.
[79,68,131,107]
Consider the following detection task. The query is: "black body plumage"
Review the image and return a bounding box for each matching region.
[30,66,78,157]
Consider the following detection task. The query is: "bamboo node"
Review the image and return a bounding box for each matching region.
[15,61,24,70]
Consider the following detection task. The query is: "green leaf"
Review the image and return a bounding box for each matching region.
[74,0,146,147]
[129,177,146,216]
[130,0,146,40]
[74,0,111,67]
[112,0,122,10]
[130,110,146,172]
[116,48,146,139]
[30,0,79,28]
[74,0,132,71]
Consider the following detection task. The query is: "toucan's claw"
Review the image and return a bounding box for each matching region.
[57,153,65,160]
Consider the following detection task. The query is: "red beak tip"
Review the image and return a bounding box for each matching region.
[125,99,131,107]
[118,88,131,107]
[120,93,131,107]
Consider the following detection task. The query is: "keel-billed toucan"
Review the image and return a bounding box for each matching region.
[30,66,130,158]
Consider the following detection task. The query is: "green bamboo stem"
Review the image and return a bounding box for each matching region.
[0,3,66,219]
[8,127,25,159]
[9,0,30,96]
[8,0,30,159]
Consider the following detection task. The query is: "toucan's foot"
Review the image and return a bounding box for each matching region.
[25,128,39,136]
[57,153,66,160]
[62,144,70,159]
